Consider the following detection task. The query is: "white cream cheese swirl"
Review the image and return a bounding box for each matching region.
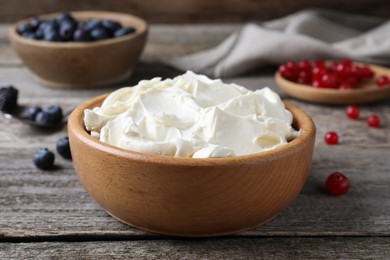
[84,71,297,158]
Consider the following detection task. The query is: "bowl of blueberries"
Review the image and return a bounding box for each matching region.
[9,11,148,88]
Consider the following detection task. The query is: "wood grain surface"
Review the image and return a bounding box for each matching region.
[1,238,390,259]
[1,0,389,23]
[0,24,390,258]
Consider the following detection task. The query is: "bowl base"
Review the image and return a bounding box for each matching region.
[105,209,277,238]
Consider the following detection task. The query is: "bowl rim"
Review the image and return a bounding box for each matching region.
[9,10,148,48]
[68,93,316,167]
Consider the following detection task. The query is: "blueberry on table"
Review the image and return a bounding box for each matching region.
[90,27,111,40]
[33,148,55,170]
[73,28,92,42]
[35,105,63,125]
[114,27,135,37]
[35,111,50,125]
[102,19,122,33]
[0,86,18,113]
[57,136,72,160]
[22,105,42,120]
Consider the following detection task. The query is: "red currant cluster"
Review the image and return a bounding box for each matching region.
[278,59,390,89]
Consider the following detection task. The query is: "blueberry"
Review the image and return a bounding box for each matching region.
[18,22,34,34]
[35,105,63,125]
[73,28,92,42]
[35,111,50,125]
[102,19,122,33]
[114,27,135,37]
[57,136,72,160]
[22,32,40,40]
[43,29,62,42]
[35,30,44,39]
[33,148,55,170]
[46,105,63,118]
[85,19,103,31]
[0,86,18,113]
[90,26,111,40]
[59,20,77,41]
[39,19,59,33]
[57,12,76,24]
[30,17,42,30]
[22,105,42,120]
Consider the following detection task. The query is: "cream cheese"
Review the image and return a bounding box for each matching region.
[84,71,297,158]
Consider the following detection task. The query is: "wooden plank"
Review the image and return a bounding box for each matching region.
[1,238,390,259]
[0,64,389,240]
[0,0,389,23]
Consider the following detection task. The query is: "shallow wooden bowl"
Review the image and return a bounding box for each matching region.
[276,63,390,105]
[9,11,148,88]
[68,94,316,237]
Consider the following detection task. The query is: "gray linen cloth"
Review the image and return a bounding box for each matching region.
[165,9,389,77]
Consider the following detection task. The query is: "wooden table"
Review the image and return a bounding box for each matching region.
[1,24,389,259]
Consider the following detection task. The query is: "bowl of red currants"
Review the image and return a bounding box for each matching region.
[275,59,390,105]
[9,11,148,88]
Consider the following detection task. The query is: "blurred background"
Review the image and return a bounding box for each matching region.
[1,0,389,23]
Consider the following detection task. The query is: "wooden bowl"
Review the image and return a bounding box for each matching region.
[276,63,390,105]
[68,94,316,237]
[9,11,148,88]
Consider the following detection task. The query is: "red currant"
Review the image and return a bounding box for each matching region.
[321,73,337,88]
[341,58,352,67]
[312,67,326,81]
[279,64,290,77]
[359,66,374,79]
[324,131,339,145]
[349,65,360,79]
[367,114,381,128]
[314,60,326,68]
[297,71,312,85]
[279,63,298,81]
[346,105,360,120]
[329,61,338,72]
[326,172,350,196]
[376,75,390,87]
[298,60,312,72]
[286,61,298,72]
[335,63,352,81]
